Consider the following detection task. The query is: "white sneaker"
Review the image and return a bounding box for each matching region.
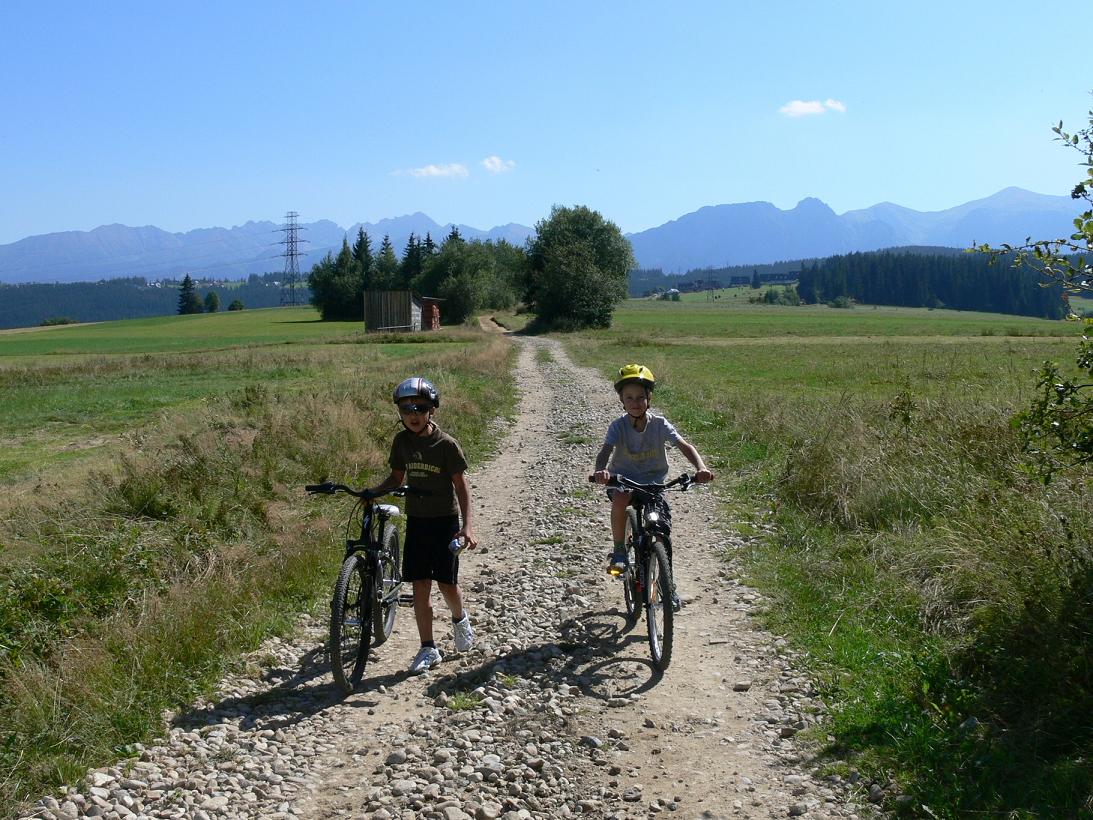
[453,613,475,652]
[408,645,442,674]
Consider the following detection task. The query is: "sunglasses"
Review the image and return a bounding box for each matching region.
[398,402,431,415]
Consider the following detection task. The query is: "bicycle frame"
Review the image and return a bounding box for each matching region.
[621,480,678,600]
[346,499,403,607]
[305,481,420,692]
[600,473,692,671]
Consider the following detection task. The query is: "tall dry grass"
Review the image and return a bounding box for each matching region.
[0,334,515,814]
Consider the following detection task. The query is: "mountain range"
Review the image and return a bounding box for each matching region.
[0,187,1082,284]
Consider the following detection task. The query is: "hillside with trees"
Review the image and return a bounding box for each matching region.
[0,274,291,330]
[796,249,1065,318]
[629,259,808,297]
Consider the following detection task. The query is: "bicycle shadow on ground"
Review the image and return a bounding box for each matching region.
[422,606,664,703]
[565,607,666,698]
[170,641,415,733]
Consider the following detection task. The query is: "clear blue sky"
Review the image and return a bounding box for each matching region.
[2,0,1090,245]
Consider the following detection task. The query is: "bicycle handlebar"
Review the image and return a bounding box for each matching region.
[304,482,428,500]
[588,473,694,493]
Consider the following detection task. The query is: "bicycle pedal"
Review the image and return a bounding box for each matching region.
[397,593,415,607]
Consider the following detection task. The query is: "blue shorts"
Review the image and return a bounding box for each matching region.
[403,514,460,584]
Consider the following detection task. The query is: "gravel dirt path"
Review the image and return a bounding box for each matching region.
[25,335,874,820]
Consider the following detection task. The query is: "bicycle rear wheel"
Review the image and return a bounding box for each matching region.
[645,539,674,670]
[622,509,640,624]
[330,553,373,693]
[371,524,401,645]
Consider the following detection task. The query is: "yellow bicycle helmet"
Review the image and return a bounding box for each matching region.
[614,364,655,393]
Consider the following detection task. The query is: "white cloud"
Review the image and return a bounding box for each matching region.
[406,163,469,179]
[779,98,847,117]
[482,155,516,174]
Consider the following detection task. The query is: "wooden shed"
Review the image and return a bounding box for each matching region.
[363,290,423,332]
[420,297,441,330]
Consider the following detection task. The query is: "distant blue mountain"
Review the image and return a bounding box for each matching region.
[0,187,1082,283]
[626,187,1084,272]
[0,215,534,284]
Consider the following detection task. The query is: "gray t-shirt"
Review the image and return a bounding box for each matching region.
[603,412,681,485]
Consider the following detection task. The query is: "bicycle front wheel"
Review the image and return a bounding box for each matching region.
[622,509,640,624]
[371,524,401,645]
[645,539,674,670]
[330,553,373,693]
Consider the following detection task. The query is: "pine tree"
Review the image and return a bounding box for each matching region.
[177,274,203,314]
[400,233,422,288]
[374,235,400,289]
[352,227,374,290]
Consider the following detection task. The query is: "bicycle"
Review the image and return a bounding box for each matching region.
[594,472,693,671]
[305,481,421,693]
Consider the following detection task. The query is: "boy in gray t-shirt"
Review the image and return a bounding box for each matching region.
[591,365,714,608]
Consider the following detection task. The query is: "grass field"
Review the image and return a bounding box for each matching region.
[0,307,516,815]
[0,308,478,482]
[563,298,1092,818]
[0,306,363,357]
[600,298,1075,339]
[2,297,1088,817]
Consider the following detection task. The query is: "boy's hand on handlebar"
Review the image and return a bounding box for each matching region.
[590,470,611,485]
[694,468,715,483]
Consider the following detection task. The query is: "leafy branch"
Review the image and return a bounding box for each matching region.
[973,108,1093,301]
[976,99,1093,481]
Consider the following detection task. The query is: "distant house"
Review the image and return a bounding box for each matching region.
[363,290,442,332]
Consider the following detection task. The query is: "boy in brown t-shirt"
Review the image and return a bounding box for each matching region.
[366,376,478,674]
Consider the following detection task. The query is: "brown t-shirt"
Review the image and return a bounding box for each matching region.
[388,424,468,518]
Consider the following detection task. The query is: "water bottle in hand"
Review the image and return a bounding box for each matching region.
[449,536,464,555]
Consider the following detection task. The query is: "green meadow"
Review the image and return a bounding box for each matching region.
[608,297,1076,339]
[0,306,362,357]
[1,298,1089,817]
[0,308,477,481]
[564,299,1091,817]
[0,308,515,815]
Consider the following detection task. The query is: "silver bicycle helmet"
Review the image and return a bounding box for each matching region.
[392,376,440,408]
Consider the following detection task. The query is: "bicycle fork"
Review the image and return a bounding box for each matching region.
[631,537,647,600]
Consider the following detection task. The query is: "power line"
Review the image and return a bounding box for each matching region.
[277,211,308,306]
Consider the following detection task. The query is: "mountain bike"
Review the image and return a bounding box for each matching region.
[305,481,420,693]
[596,473,693,671]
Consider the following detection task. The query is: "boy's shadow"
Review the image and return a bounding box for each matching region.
[425,606,664,703]
[170,643,417,732]
[171,603,663,733]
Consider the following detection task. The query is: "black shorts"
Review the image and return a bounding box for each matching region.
[605,489,673,534]
[403,514,460,585]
